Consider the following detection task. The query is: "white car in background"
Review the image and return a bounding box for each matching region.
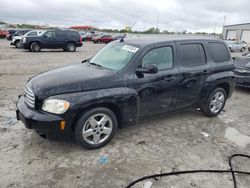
[11,30,44,48]
[225,40,247,52]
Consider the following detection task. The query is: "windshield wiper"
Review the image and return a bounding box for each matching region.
[89,62,103,68]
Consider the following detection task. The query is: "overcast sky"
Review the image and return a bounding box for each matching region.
[0,0,249,33]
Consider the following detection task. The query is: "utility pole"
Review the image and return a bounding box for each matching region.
[156,14,159,30]
[223,15,227,27]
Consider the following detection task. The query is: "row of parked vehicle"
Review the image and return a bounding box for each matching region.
[1,29,124,52]
[0,29,82,52]
[225,39,249,52]
[80,32,123,43]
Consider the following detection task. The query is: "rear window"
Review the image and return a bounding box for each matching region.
[208,42,230,63]
[180,44,206,66]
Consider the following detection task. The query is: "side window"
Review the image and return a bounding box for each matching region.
[142,46,173,70]
[27,32,37,36]
[56,31,66,37]
[44,31,56,38]
[180,44,206,66]
[208,42,230,63]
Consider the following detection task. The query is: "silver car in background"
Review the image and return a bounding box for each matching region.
[225,40,247,52]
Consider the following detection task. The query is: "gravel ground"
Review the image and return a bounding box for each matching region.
[0,39,249,188]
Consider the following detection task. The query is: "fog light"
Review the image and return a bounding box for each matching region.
[60,120,66,130]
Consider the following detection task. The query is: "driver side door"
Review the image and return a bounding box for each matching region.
[133,43,180,118]
[42,31,56,48]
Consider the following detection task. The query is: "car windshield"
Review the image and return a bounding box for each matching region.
[38,31,46,36]
[89,42,139,71]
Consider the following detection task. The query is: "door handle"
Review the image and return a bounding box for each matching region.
[164,77,174,81]
[202,70,208,75]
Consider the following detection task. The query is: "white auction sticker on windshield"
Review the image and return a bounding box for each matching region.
[122,45,139,53]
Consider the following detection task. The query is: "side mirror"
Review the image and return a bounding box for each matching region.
[136,64,158,74]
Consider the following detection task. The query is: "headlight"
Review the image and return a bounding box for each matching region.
[23,37,26,43]
[42,99,70,114]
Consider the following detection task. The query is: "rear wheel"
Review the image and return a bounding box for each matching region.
[67,42,76,52]
[30,42,41,52]
[201,88,227,117]
[75,107,118,149]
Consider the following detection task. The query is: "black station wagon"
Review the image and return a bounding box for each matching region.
[16,37,235,149]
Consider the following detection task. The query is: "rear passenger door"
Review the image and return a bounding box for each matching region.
[176,41,210,108]
[54,30,66,48]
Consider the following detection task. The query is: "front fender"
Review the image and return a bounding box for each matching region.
[50,87,139,128]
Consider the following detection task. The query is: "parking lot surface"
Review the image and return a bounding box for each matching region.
[0,39,250,188]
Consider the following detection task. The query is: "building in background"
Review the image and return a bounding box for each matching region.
[222,23,250,43]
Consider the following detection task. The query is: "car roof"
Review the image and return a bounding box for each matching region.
[121,36,223,48]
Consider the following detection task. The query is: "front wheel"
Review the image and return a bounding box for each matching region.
[75,107,118,149]
[201,88,227,117]
[240,47,246,52]
[15,40,21,48]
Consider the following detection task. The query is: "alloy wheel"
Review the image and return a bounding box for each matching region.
[82,113,113,145]
[209,91,225,113]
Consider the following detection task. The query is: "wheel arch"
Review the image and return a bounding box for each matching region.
[29,41,41,47]
[216,82,230,98]
[71,102,123,132]
[67,41,76,45]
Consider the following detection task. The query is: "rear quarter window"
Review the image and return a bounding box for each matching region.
[208,42,230,63]
[67,31,79,38]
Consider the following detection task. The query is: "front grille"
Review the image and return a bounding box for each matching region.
[24,85,35,108]
[234,68,250,76]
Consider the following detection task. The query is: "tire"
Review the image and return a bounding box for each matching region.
[75,107,118,149]
[30,42,41,52]
[97,40,101,43]
[201,88,227,117]
[67,42,76,52]
[240,47,246,52]
[15,40,21,48]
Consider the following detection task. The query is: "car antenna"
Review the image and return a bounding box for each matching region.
[120,33,127,42]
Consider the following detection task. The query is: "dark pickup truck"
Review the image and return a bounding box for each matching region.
[21,29,82,52]
[16,37,235,149]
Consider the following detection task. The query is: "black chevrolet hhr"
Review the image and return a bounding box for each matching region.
[16,37,235,149]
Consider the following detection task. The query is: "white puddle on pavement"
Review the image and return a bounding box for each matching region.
[225,127,250,148]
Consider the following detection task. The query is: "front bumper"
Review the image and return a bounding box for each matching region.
[16,96,66,132]
[235,75,250,88]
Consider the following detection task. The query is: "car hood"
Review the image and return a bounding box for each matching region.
[27,63,121,100]
[13,36,23,40]
[233,57,250,69]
